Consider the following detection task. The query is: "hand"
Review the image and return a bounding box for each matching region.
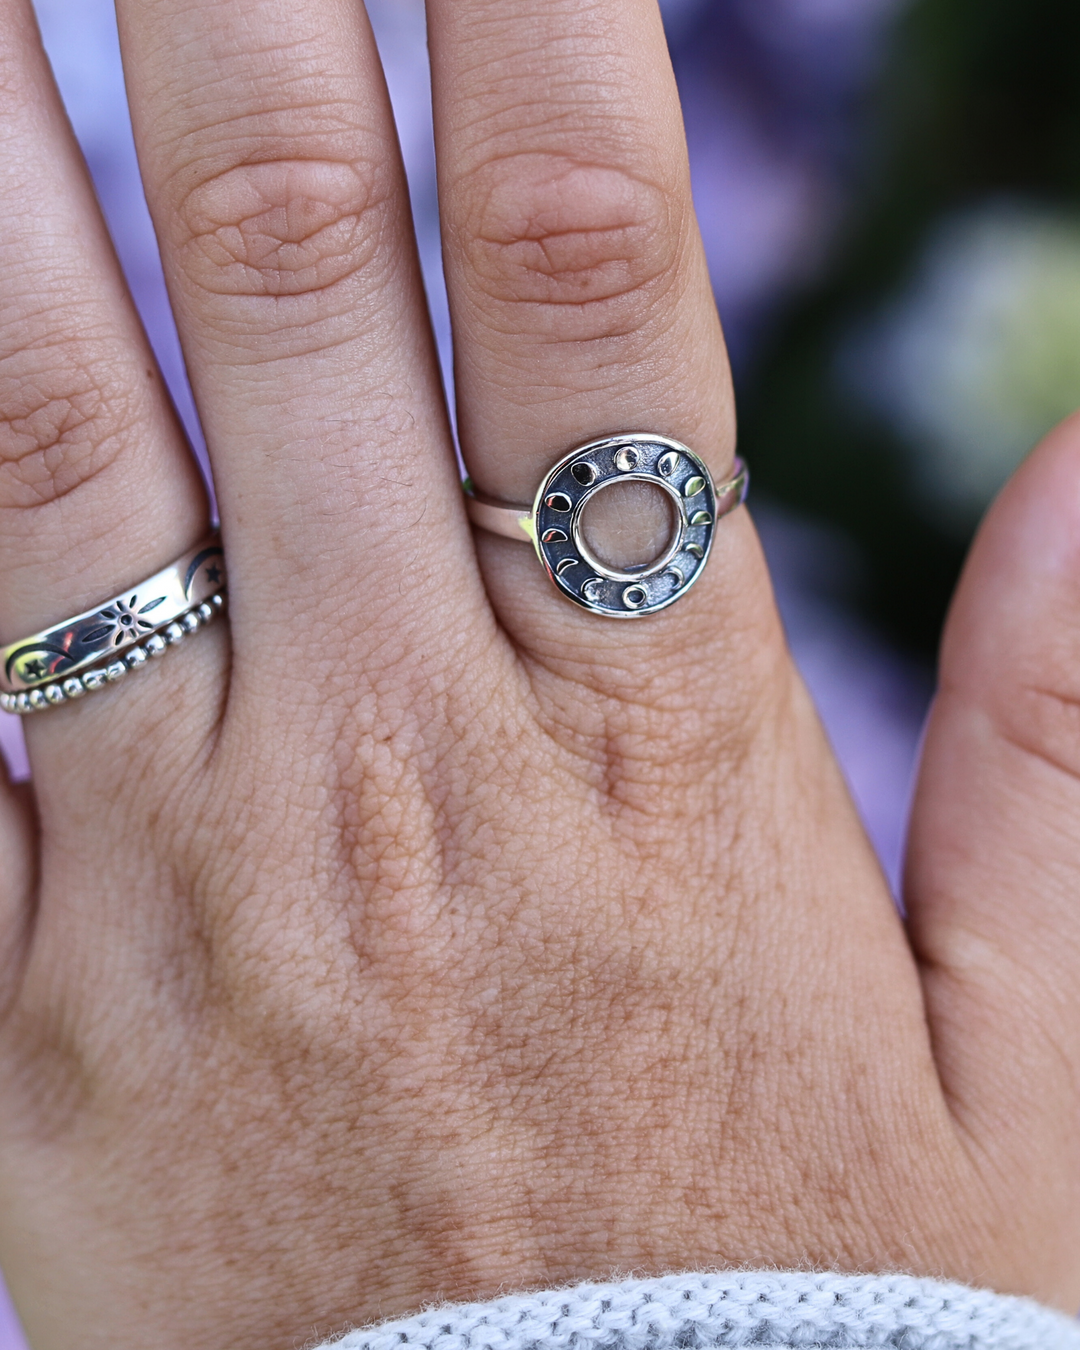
[0,0,1079,1346]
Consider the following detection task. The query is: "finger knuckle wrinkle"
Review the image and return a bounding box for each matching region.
[176,158,390,299]
[0,358,137,509]
[461,154,680,315]
[1000,682,1080,782]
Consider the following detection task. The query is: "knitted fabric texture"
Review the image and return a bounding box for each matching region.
[313,1271,1080,1350]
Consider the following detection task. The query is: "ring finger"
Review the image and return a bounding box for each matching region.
[0,0,209,770]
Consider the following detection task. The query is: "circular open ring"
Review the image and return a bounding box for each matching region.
[532,434,723,617]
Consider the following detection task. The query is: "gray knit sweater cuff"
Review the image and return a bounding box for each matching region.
[315,1270,1080,1350]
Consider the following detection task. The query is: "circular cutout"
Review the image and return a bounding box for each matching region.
[531,435,720,617]
[577,480,677,571]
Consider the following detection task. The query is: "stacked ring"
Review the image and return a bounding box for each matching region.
[0,533,227,715]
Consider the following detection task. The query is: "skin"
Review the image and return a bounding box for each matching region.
[0,0,1079,1346]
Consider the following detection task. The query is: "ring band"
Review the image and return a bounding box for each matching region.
[465,434,747,618]
[0,532,226,714]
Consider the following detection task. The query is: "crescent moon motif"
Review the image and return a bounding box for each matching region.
[183,547,225,599]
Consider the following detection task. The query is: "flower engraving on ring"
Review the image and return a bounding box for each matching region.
[81,594,167,648]
[0,533,228,698]
[0,592,227,715]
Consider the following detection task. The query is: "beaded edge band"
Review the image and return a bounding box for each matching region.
[0,593,226,715]
[0,532,224,692]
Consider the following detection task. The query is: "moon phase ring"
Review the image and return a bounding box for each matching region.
[0,533,227,714]
[465,434,747,617]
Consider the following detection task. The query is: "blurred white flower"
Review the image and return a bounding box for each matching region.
[842,200,1080,530]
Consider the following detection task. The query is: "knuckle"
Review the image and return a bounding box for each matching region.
[994,680,1080,783]
[457,153,684,326]
[0,338,142,510]
[173,156,393,302]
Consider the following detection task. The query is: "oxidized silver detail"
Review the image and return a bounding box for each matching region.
[464,435,748,618]
[0,592,226,715]
[1,532,226,692]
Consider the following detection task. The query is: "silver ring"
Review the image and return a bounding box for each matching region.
[0,532,227,714]
[465,434,747,618]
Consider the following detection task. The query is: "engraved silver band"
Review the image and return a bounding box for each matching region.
[0,594,226,715]
[0,532,227,712]
[465,434,747,618]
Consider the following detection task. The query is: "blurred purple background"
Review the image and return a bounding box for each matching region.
[0,0,929,1341]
